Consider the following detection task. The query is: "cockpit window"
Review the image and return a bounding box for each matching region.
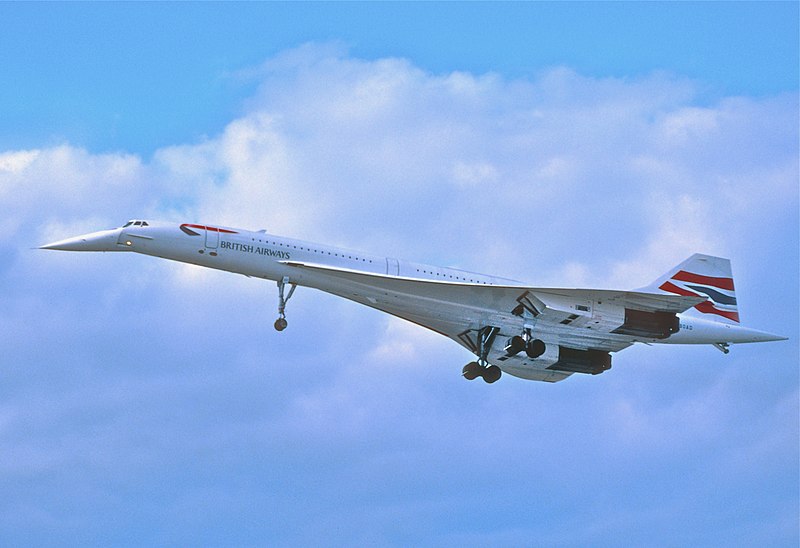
[122,220,149,228]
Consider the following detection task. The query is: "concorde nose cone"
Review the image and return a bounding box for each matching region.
[39,229,122,252]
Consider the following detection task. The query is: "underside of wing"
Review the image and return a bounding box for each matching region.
[282,261,528,336]
[282,261,706,382]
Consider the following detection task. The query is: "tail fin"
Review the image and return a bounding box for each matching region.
[639,254,740,324]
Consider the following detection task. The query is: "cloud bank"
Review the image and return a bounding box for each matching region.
[1,45,797,545]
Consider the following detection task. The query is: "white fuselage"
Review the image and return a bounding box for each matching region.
[131,222,516,288]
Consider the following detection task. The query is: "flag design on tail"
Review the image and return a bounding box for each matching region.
[639,254,741,323]
[659,271,739,322]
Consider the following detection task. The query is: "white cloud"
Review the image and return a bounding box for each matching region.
[0,149,40,173]
[366,315,451,368]
[451,160,499,187]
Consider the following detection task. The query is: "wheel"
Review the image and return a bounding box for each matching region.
[482,365,502,384]
[525,339,545,359]
[274,317,288,331]
[462,361,481,380]
[505,335,526,356]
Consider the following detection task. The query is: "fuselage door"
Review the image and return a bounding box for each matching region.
[386,257,400,276]
[205,227,219,249]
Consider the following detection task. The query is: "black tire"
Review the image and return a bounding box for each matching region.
[274,318,288,331]
[525,339,546,359]
[462,361,481,380]
[483,365,502,384]
[505,335,526,356]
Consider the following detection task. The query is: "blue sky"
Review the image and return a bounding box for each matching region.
[1,3,798,546]
[1,2,797,154]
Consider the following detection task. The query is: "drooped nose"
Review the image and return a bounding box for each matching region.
[40,228,123,252]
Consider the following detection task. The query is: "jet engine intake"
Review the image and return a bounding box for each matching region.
[548,347,612,375]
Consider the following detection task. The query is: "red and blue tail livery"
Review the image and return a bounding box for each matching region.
[659,269,739,323]
[641,254,741,323]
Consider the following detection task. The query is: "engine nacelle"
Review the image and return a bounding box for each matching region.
[548,347,612,375]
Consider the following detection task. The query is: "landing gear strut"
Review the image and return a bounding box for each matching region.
[712,342,730,354]
[462,326,503,384]
[274,276,297,331]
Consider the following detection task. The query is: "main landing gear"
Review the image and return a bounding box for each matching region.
[503,327,545,359]
[462,326,547,384]
[462,326,503,384]
[274,276,297,331]
[462,361,502,384]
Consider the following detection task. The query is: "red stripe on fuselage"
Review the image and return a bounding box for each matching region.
[672,270,734,291]
[180,223,238,234]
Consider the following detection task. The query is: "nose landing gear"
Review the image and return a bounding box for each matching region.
[274,276,297,331]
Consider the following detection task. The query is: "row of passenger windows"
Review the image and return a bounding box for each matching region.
[243,235,489,283]
[250,237,373,263]
[416,268,490,284]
